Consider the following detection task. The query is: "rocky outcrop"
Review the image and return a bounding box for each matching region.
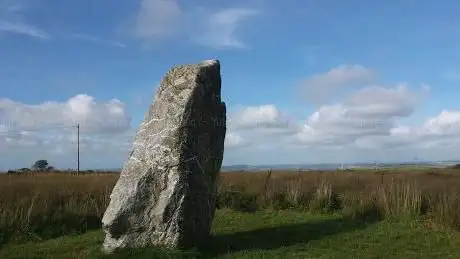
[101,59,226,253]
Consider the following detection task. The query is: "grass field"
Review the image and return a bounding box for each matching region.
[3,209,460,259]
[2,168,460,258]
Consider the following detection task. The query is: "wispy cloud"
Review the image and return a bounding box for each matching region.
[134,0,182,42]
[133,0,259,49]
[442,70,460,82]
[191,8,259,49]
[70,33,126,48]
[0,20,49,39]
[2,3,24,13]
[0,0,49,40]
[298,64,376,105]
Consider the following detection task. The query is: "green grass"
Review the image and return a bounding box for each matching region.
[2,209,460,259]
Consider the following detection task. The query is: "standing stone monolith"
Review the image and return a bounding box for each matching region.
[101,59,226,253]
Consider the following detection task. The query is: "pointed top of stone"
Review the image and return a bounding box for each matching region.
[199,59,220,67]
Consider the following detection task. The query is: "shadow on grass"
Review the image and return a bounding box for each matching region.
[93,248,201,259]
[201,215,379,258]
[93,211,381,259]
[90,215,379,259]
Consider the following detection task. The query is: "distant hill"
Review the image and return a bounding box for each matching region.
[4,160,458,173]
[221,161,460,171]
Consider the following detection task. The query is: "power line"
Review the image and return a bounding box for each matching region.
[0,125,77,135]
[77,123,80,175]
[0,123,81,175]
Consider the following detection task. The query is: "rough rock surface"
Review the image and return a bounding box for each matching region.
[101,59,226,253]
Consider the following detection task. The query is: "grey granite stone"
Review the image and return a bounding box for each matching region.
[101,59,226,253]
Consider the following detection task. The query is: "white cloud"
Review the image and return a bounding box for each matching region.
[351,110,460,151]
[344,84,429,118]
[191,8,258,49]
[225,104,299,151]
[299,64,376,105]
[421,110,460,136]
[2,73,460,169]
[134,0,182,41]
[0,95,275,169]
[0,128,136,170]
[224,132,250,149]
[132,0,258,49]
[221,82,435,160]
[222,97,460,165]
[0,94,131,134]
[230,105,290,130]
[293,84,428,147]
[0,94,134,170]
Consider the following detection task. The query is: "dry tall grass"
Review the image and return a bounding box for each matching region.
[2,168,460,243]
[0,172,116,242]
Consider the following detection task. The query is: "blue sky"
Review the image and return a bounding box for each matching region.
[1,0,460,170]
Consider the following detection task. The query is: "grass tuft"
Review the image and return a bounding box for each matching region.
[3,169,460,244]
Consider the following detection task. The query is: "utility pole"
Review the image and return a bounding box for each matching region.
[77,123,80,175]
